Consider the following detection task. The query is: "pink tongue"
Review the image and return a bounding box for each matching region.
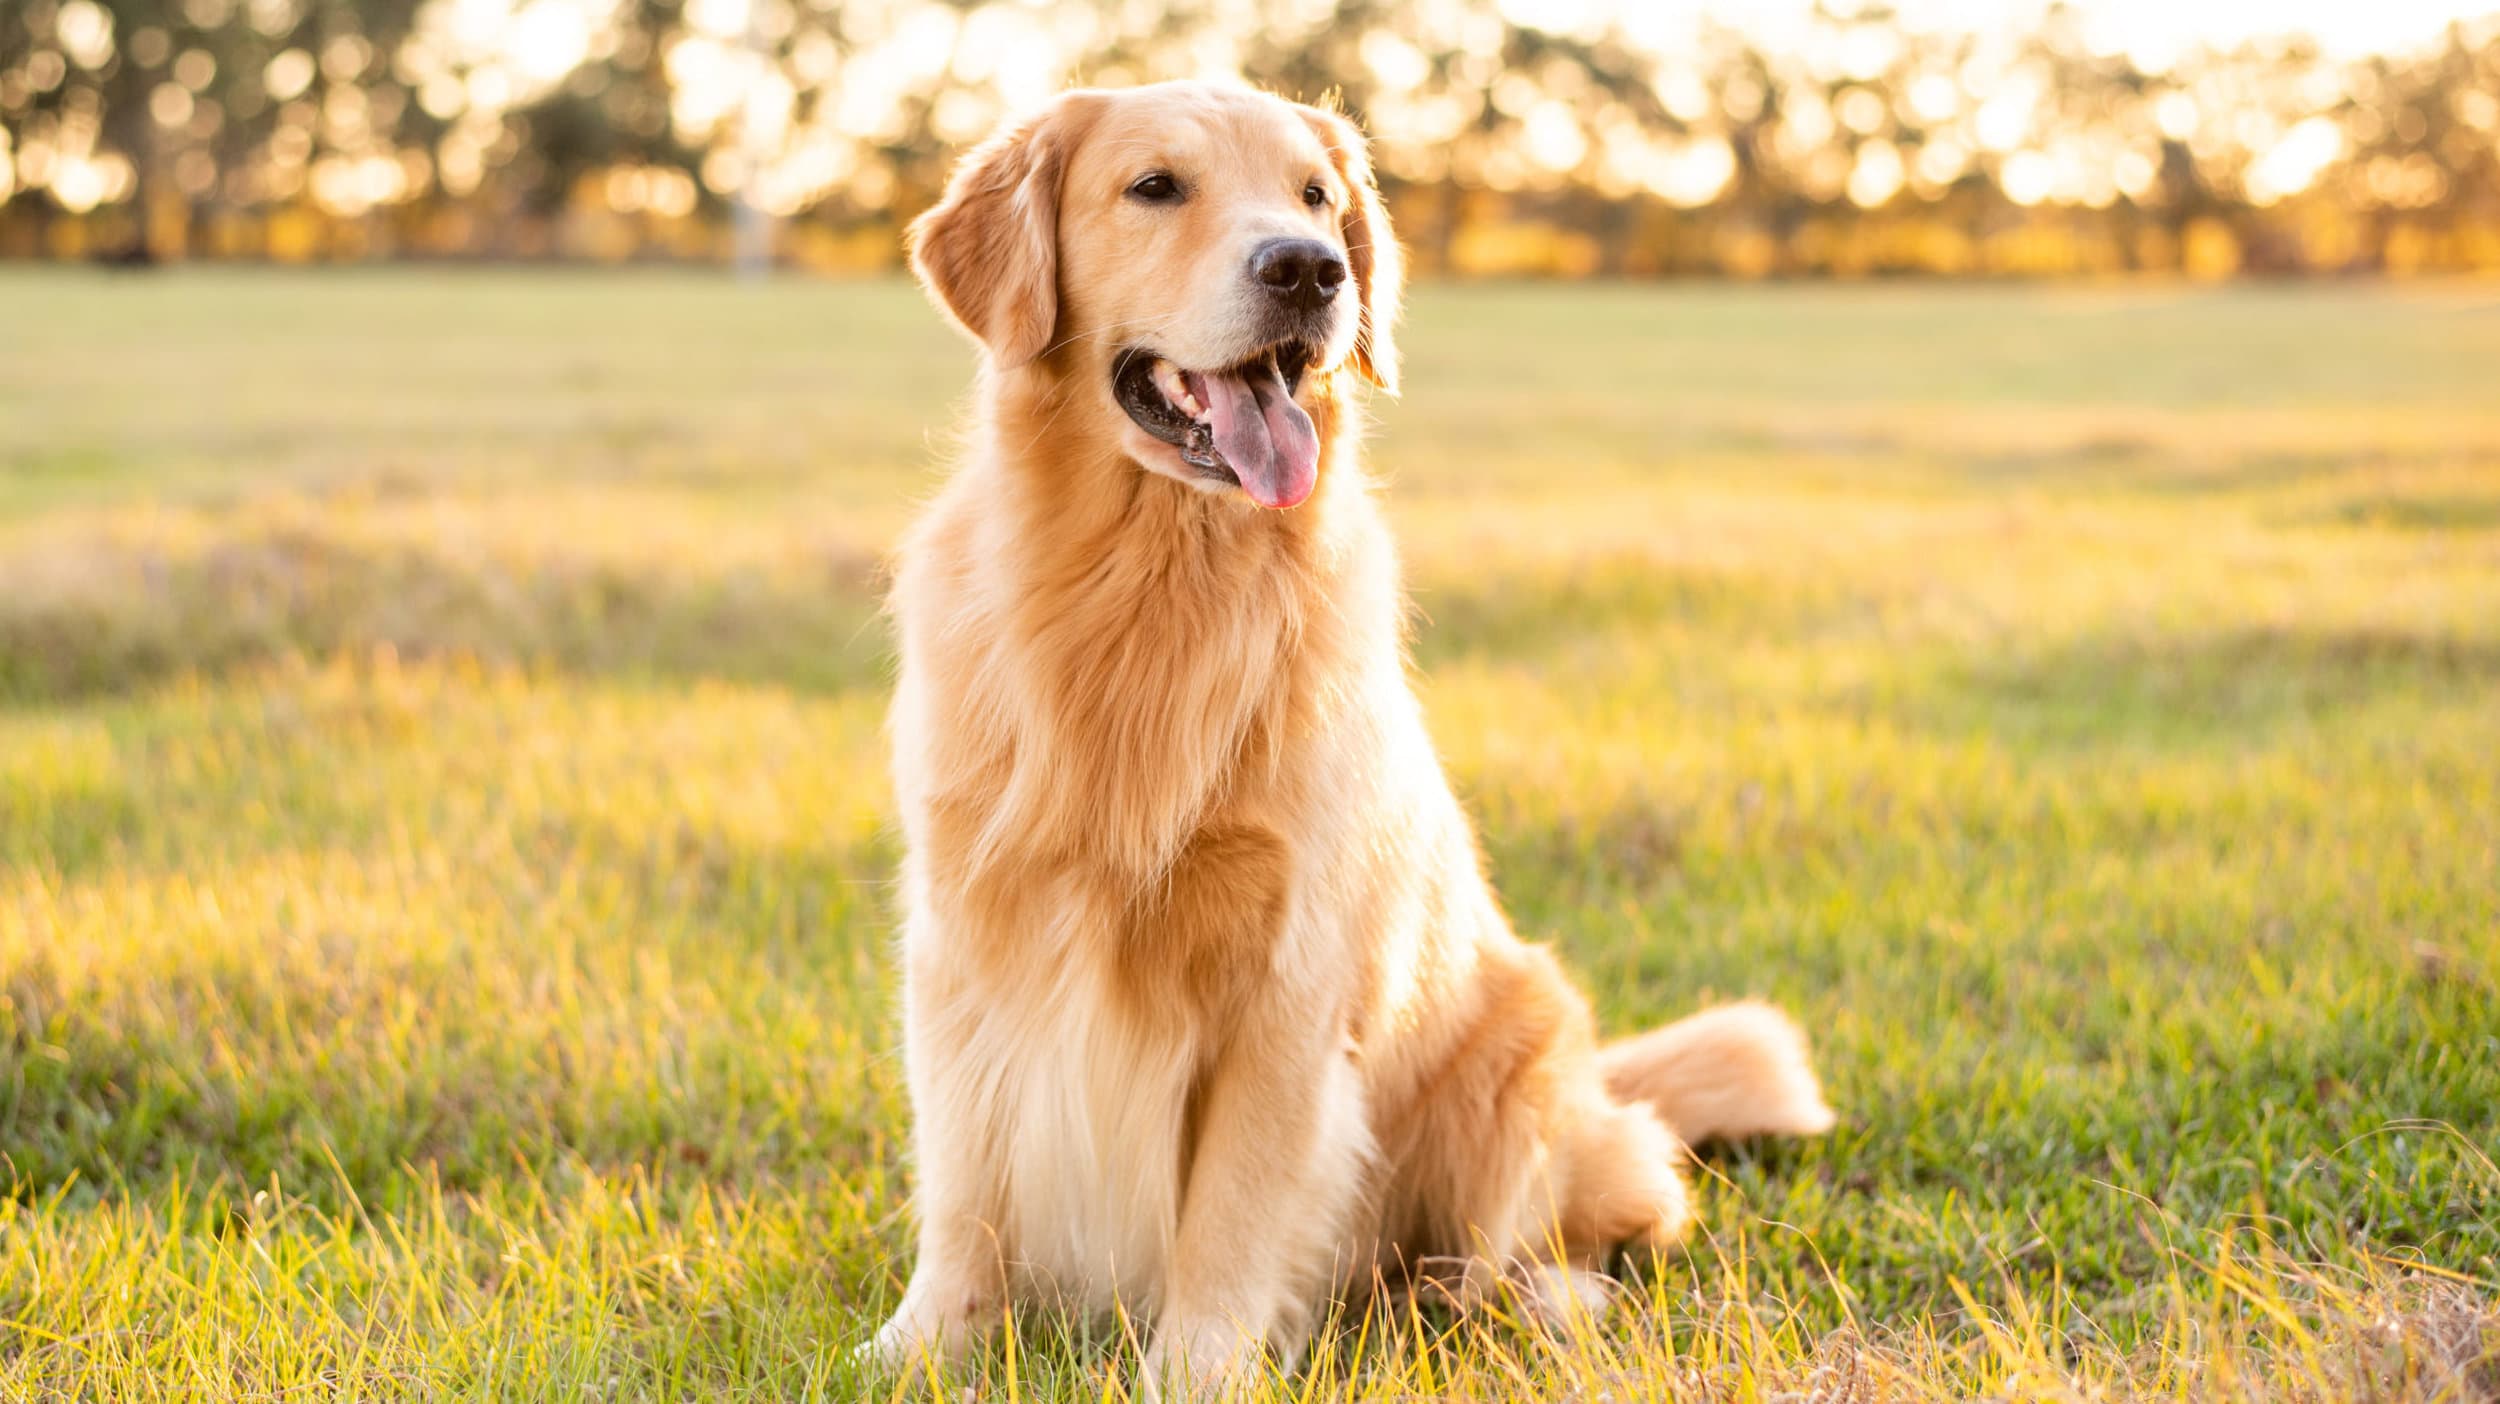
[1196,363,1318,509]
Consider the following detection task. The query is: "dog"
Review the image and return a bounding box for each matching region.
[870,80,1834,1396]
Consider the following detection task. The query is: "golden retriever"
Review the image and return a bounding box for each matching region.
[871,80,1834,1396]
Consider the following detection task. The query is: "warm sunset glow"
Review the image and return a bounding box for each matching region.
[3,0,2495,274]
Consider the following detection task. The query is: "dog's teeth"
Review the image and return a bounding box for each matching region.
[1151,358,1205,418]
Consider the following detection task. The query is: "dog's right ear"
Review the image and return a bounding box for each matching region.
[907,93,1100,370]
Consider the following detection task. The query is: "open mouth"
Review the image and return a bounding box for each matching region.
[1114,341,1322,509]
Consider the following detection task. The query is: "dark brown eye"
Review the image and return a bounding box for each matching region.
[1303,183,1329,207]
[1129,172,1182,203]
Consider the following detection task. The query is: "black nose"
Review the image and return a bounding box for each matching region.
[1251,238,1346,313]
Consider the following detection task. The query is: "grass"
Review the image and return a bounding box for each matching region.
[2,268,2496,1400]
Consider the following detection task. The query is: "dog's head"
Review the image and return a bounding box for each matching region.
[909,81,1403,511]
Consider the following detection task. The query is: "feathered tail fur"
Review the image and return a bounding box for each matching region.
[1599,1000,1836,1145]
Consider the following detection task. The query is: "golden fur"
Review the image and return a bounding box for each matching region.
[871,80,1834,1397]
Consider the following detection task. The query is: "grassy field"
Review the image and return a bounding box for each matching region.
[2,269,2496,1400]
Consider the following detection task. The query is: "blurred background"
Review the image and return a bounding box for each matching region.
[6,0,2500,277]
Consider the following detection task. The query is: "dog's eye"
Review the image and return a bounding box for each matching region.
[1303,183,1329,208]
[1128,172,1182,203]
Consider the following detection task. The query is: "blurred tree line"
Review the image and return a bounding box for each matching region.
[4,0,2498,276]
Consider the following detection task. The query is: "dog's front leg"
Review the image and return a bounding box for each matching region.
[1142,989,1368,1399]
[867,1153,1004,1378]
[864,965,1009,1377]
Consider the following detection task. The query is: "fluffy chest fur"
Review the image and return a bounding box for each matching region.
[889,412,1401,910]
[885,427,1404,1299]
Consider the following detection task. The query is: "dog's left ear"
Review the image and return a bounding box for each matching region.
[909,92,1102,370]
[1300,104,1404,393]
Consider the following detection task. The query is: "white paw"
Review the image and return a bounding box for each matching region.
[1383,1257,1620,1335]
[854,1316,920,1378]
[1138,1319,1261,1402]
[1516,1263,1619,1334]
[858,1294,986,1380]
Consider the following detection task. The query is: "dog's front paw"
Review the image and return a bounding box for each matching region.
[858,1290,988,1382]
[1137,1319,1263,1403]
[853,1314,924,1381]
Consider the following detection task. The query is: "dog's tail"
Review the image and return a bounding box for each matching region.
[1598,1000,1836,1146]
